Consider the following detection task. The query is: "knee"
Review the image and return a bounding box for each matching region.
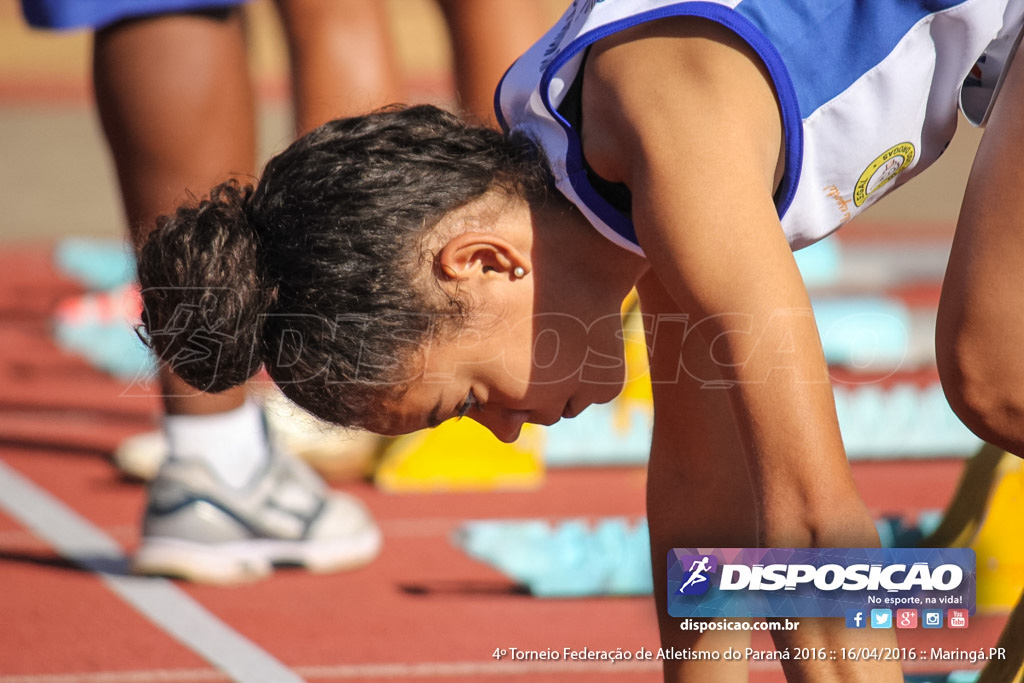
[936,327,1024,453]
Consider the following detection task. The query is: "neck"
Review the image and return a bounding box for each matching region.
[563,204,647,286]
[535,200,649,306]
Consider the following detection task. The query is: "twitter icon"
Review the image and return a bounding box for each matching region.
[871,609,893,628]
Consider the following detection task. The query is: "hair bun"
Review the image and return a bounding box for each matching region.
[137,179,274,393]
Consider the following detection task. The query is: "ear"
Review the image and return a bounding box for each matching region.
[437,232,531,282]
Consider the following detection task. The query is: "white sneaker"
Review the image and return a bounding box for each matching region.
[133,445,381,584]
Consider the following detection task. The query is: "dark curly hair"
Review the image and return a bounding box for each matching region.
[137,105,553,429]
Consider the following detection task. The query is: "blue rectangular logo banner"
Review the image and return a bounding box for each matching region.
[667,548,975,618]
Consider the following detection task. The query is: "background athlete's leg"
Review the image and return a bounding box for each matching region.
[93,7,254,416]
[435,0,550,126]
[275,0,404,135]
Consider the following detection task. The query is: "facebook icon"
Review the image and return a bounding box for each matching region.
[845,609,866,629]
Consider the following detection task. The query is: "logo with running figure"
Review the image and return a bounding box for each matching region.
[677,554,718,595]
[854,142,916,206]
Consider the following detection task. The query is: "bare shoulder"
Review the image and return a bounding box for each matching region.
[580,15,784,193]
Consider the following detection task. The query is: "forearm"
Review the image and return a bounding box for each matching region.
[727,371,874,548]
[645,380,897,683]
[641,276,901,682]
[717,333,901,681]
[691,297,871,547]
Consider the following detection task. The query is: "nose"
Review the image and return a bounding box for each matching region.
[475,408,530,443]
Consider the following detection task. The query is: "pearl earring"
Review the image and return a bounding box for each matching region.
[513,266,526,278]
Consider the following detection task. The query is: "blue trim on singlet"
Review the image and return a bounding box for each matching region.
[494,64,513,134]
[734,0,970,117]
[20,0,246,30]
[538,2,804,249]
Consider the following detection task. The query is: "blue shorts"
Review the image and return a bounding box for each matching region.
[20,0,249,31]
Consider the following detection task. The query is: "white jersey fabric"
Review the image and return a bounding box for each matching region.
[495,0,1024,254]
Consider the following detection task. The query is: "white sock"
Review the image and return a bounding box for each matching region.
[164,400,269,488]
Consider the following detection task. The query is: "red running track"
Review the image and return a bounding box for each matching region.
[0,244,1009,683]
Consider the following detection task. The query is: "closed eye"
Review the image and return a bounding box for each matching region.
[457,389,478,419]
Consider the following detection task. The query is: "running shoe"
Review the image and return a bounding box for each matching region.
[133,445,382,584]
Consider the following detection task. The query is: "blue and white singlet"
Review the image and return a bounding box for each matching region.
[495,0,1024,253]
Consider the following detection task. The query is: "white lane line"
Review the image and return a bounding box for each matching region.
[0,460,303,683]
[0,524,137,546]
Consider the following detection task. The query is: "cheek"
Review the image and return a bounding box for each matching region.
[525,315,592,385]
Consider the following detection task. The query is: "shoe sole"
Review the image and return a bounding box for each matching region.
[133,526,383,585]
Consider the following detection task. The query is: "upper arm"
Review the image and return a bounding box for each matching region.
[583,18,851,523]
[581,16,784,200]
[582,15,808,377]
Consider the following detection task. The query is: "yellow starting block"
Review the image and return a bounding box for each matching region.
[374,418,546,493]
[941,447,1024,683]
[921,443,1024,612]
[971,449,1024,612]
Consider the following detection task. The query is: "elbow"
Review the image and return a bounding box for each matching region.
[937,335,1024,454]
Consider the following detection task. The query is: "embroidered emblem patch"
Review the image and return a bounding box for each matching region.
[854,142,916,207]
